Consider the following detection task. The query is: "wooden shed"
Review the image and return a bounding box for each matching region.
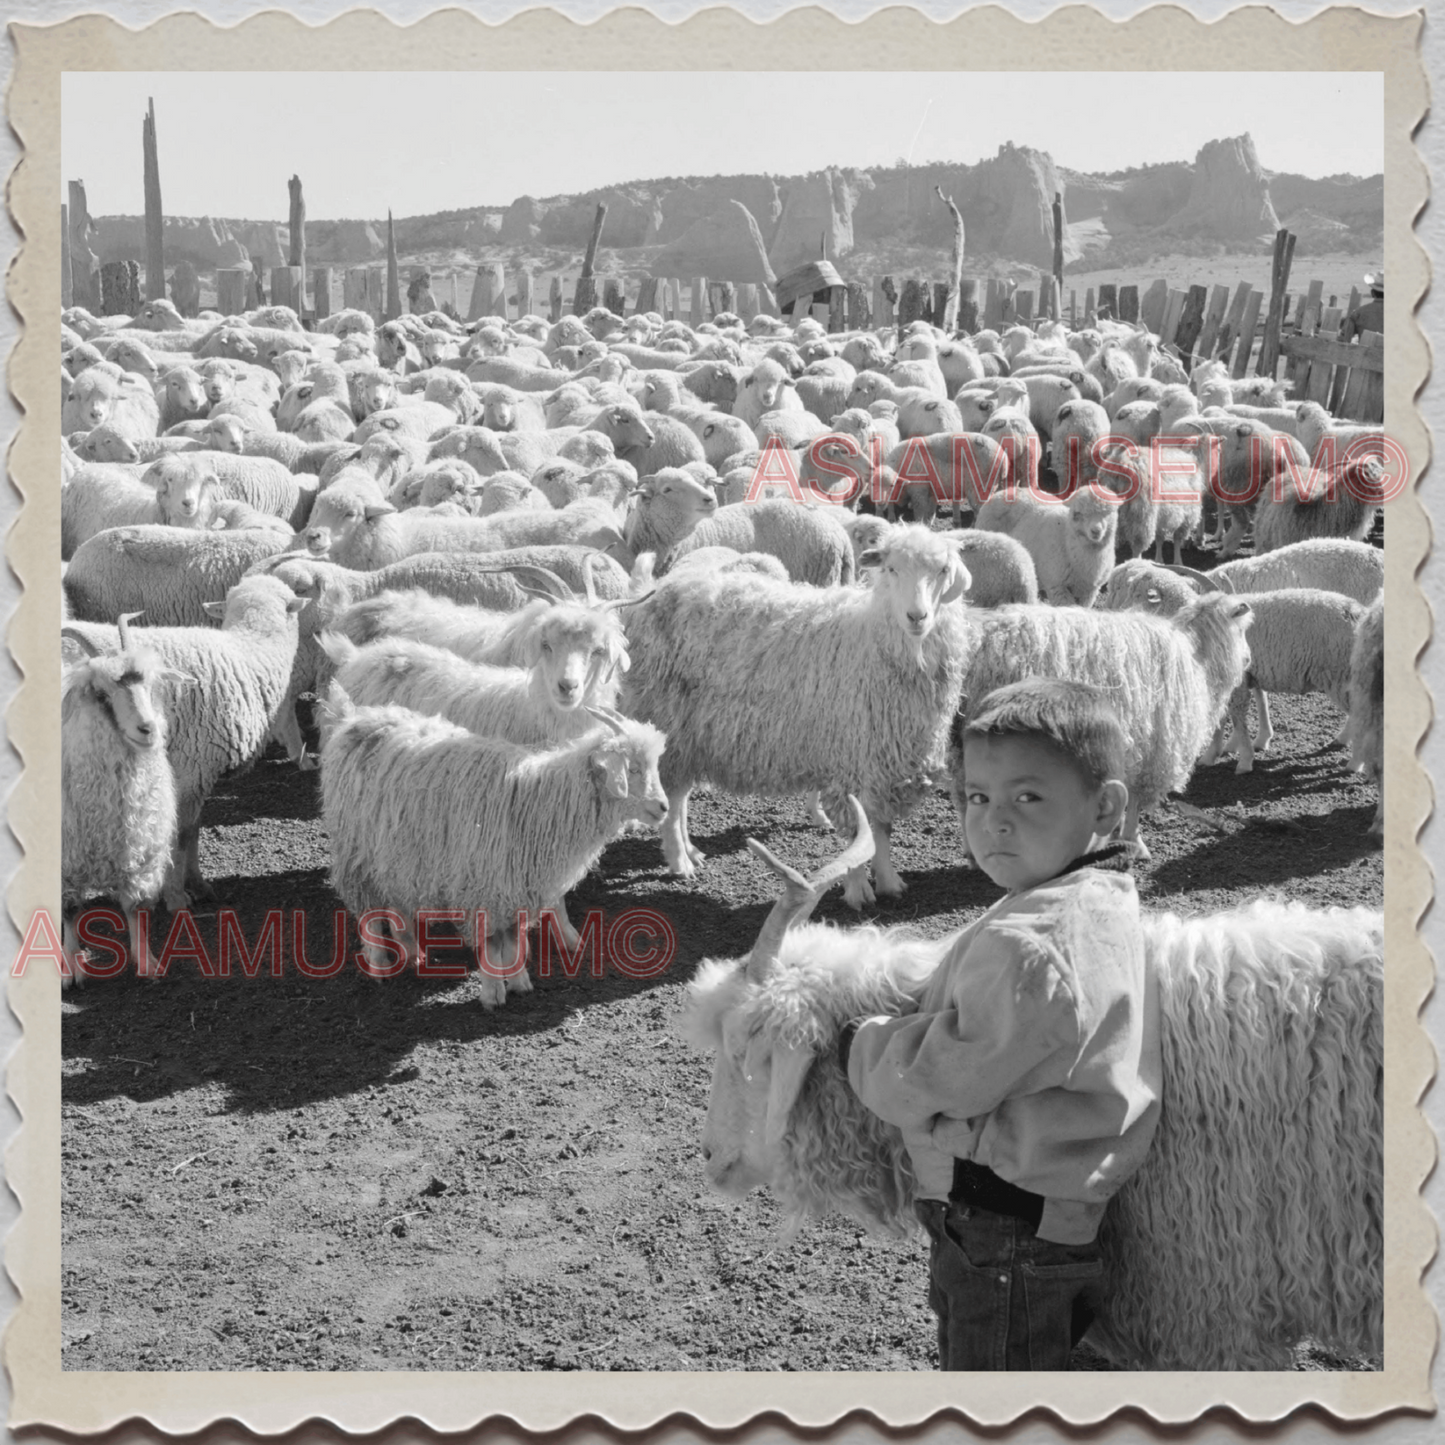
[773,259,845,319]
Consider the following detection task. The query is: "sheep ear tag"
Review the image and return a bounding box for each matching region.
[763,1041,814,1150]
[596,752,629,800]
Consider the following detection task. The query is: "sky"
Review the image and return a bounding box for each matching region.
[61,71,1384,221]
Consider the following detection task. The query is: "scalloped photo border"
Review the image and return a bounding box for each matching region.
[4,3,1433,1433]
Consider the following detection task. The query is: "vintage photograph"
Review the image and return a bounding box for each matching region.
[51,61,1392,1378]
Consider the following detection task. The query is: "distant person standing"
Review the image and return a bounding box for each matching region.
[1340,273,1384,341]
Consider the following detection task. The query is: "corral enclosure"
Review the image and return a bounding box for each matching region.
[59,74,1388,1375]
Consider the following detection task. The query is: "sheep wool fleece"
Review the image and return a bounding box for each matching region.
[846,867,1161,1246]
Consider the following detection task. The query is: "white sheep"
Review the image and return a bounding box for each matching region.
[948,529,1039,607]
[880,431,1009,525]
[1346,595,1384,836]
[155,366,210,430]
[680,825,1382,1370]
[321,699,666,1001]
[60,613,180,982]
[955,593,1253,853]
[620,525,971,907]
[1253,451,1384,554]
[63,368,160,441]
[1293,401,1385,466]
[63,524,292,628]
[1211,536,1384,605]
[61,457,218,559]
[664,499,855,586]
[975,486,1117,607]
[60,576,306,906]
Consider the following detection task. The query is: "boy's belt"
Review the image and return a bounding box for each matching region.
[950,1159,1045,1229]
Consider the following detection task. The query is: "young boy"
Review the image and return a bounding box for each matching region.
[839,679,1162,1371]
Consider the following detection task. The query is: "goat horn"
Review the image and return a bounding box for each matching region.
[583,705,626,736]
[605,587,657,611]
[116,611,144,650]
[61,626,100,658]
[743,797,875,983]
[1158,563,1223,593]
[581,552,600,608]
[502,563,574,601]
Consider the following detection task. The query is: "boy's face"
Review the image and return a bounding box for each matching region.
[962,733,1117,892]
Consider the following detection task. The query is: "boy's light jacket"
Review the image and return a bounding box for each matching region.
[846,867,1162,1245]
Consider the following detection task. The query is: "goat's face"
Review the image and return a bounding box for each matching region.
[861,527,970,642]
[529,608,628,711]
[589,728,668,826]
[95,661,168,751]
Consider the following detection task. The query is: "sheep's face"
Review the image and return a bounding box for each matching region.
[199,361,235,407]
[483,396,517,432]
[152,459,216,526]
[638,469,718,545]
[748,361,790,411]
[606,407,655,455]
[65,655,169,751]
[589,727,668,826]
[133,300,182,332]
[203,418,246,454]
[76,426,137,465]
[862,527,970,642]
[165,368,208,419]
[359,373,397,418]
[69,374,116,429]
[528,607,629,711]
[846,374,885,411]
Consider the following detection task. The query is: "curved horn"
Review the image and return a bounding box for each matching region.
[605,587,657,611]
[583,704,626,736]
[499,563,573,601]
[61,626,100,658]
[581,552,600,608]
[743,797,875,983]
[1158,563,1224,593]
[116,611,145,650]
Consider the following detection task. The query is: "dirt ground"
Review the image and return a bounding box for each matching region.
[61,667,1383,1373]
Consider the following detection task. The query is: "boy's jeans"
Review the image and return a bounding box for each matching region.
[914,1198,1104,1370]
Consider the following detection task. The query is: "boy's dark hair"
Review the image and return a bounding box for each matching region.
[962,679,1127,788]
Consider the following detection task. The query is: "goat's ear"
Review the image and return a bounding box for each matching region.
[363,503,396,522]
[1230,601,1252,624]
[593,750,629,800]
[285,595,309,615]
[858,547,883,570]
[763,1040,815,1149]
[941,556,971,605]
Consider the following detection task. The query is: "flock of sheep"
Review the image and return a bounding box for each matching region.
[59,285,1386,1369]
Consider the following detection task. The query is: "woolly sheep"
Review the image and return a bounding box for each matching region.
[621,525,970,906]
[975,486,1118,607]
[1293,401,1385,466]
[881,431,1009,526]
[1213,536,1384,606]
[60,614,180,982]
[620,468,720,565]
[63,525,292,629]
[954,594,1253,852]
[1253,452,1384,554]
[63,576,306,906]
[61,458,219,559]
[665,499,855,587]
[1346,595,1385,836]
[1086,436,1206,562]
[680,360,742,411]
[680,834,1382,1369]
[72,425,202,465]
[321,701,667,997]
[64,369,160,441]
[947,529,1040,607]
[754,409,828,452]
[309,479,623,572]
[733,358,801,433]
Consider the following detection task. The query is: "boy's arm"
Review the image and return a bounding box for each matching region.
[844,933,1078,1132]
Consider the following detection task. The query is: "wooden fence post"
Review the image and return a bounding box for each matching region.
[1159,289,1186,346]
[100,260,141,317]
[1096,283,1118,321]
[368,266,385,321]
[690,277,706,327]
[734,282,758,323]
[634,277,660,316]
[68,180,98,311]
[218,267,249,315]
[603,278,626,316]
[142,98,166,301]
[515,270,535,319]
[957,277,979,332]
[384,212,401,321]
[898,277,928,331]
[573,204,608,314]
[1015,289,1035,323]
[61,203,72,308]
[1231,290,1265,379]
[1117,284,1139,323]
[271,266,305,315]
[1084,288,1096,326]
[875,277,896,329]
[930,281,951,328]
[288,174,307,312]
[1173,284,1209,360]
[1069,289,1077,327]
[1256,227,1296,378]
[846,281,872,330]
[468,263,505,322]
[311,267,332,321]
[1196,284,1231,359]
[1051,191,1065,319]
[1138,280,1168,333]
[828,285,847,333]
